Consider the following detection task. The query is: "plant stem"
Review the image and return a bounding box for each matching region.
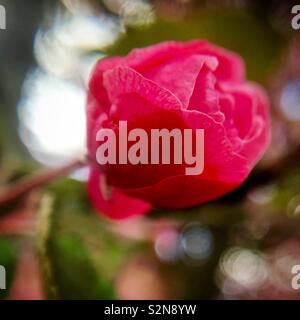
[0,158,86,209]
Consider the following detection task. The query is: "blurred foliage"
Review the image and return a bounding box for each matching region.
[107,8,286,83]
[37,179,136,299]
[36,178,233,299]
[0,0,43,169]
[35,156,300,299]
[32,150,300,299]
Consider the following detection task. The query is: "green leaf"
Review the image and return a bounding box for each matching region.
[36,179,136,300]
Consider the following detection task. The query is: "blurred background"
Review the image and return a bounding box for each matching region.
[1,0,300,300]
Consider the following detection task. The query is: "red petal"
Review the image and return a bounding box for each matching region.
[88,166,151,219]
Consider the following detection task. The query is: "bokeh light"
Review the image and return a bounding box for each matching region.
[218,247,268,298]
[154,227,180,263]
[280,79,300,121]
[18,69,86,166]
[180,223,214,265]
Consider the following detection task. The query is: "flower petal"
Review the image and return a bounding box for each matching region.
[239,84,270,166]
[123,40,245,83]
[88,166,151,219]
[143,54,218,107]
[103,66,182,110]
